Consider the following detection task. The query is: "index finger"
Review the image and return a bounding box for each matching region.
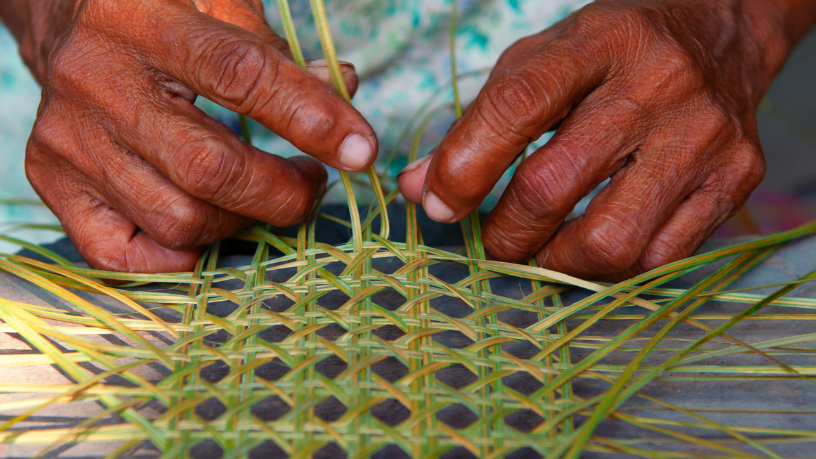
[132,1,377,171]
[410,37,610,222]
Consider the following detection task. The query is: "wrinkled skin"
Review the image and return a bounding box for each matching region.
[398,0,816,281]
[1,0,377,273]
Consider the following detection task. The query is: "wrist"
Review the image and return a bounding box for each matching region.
[0,0,78,84]
[653,0,816,105]
[737,0,816,98]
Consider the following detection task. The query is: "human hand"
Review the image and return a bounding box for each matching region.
[399,0,816,280]
[7,0,377,272]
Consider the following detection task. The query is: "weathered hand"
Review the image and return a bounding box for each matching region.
[4,0,377,272]
[399,0,816,280]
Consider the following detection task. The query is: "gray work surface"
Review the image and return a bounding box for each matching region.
[0,230,815,459]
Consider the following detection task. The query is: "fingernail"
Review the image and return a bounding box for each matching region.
[339,134,373,170]
[398,155,431,176]
[423,191,455,222]
[308,59,355,70]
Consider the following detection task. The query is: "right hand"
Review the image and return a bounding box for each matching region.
[21,0,377,272]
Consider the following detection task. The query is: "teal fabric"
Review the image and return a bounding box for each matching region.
[0,0,589,249]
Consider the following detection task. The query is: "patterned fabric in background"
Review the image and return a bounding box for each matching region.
[0,0,589,251]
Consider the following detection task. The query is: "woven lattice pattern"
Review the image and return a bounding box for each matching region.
[2,0,816,456]
[1,215,816,458]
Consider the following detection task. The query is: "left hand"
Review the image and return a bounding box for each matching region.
[398,0,811,280]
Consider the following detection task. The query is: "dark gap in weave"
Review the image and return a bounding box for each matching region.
[249,440,289,459]
[371,356,409,382]
[260,204,470,247]
[76,361,137,388]
[372,256,405,275]
[190,438,223,459]
[314,396,347,422]
[316,323,348,341]
[430,295,472,319]
[370,398,411,426]
[195,397,227,420]
[125,439,160,457]
[203,329,233,346]
[497,308,539,328]
[323,260,346,276]
[261,295,296,312]
[506,447,543,459]
[505,409,546,432]
[435,363,478,389]
[440,446,478,458]
[0,333,37,355]
[314,442,347,459]
[436,403,478,429]
[210,271,244,292]
[372,444,411,459]
[100,335,173,380]
[205,300,238,318]
[427,260,470,284]
[258,324,293,343]
[372,324,405,341]
[503,371,543,396]
[586,415,659,442]
[316,288,351,311]
[145,329,176,346]
[432,330,474,349]
[315,354,348,379]
[199,360,230,383]
[255,360,291,381]
[502,340,540,360]
[265,266,297,284]
[250,395,291,421]
[370,287,406,310]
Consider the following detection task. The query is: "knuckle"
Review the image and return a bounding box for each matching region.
[478,71,544,140]
[640,41,706,96]
[495,35,542,71]
[582,218,643,273]
[176,137,247,202]
[27,110,74,164]
[731,140,766,189]
[577,3,650,38]
[265,185,312,227]
[282,98,336,140]
[513,159,575,218]
[46,44,84,93]
[151,199,208,250]
[198,39,268,109]
[482,219,535,263]
[703,105,733,133]
[640,238,684,271]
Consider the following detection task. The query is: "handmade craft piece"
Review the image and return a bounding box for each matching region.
[1,1,815,458]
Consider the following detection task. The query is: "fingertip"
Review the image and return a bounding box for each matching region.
[338,134,377,171]
[423,191,456,223]
[397,155,432,203]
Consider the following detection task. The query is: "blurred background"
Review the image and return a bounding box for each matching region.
[727,31,816,236]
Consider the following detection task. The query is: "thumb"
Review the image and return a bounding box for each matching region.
[192,0,359,96]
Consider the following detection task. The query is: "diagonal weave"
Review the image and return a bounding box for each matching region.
[2,0,816,456]
[1,214,816,458]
